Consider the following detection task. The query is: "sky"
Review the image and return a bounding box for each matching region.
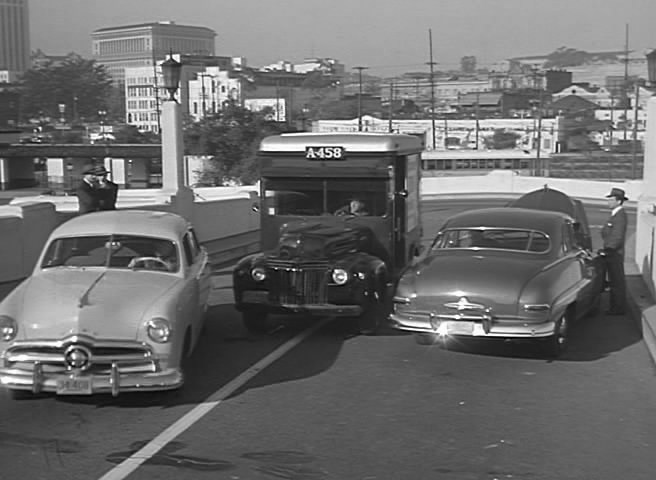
[30,0,656,76]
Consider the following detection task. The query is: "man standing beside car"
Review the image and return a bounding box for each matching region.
[600,187,628,315]
[76,164,101,214]
[93,165,118,210]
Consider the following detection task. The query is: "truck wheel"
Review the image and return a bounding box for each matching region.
[358,284,386,335]
[243,311,269,334]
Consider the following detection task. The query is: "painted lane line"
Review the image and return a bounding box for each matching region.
[98,317,333,480]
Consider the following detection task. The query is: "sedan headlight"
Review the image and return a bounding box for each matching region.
[251,266,266,282]
[0,315,18,341]
[331,268,349,285]
[147,317,171,343]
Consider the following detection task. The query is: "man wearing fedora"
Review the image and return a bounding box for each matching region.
[93,165,118,211]
[600,187,628,315]
[76,164,102,214]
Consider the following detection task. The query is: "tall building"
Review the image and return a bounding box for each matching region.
[0,0,31,81]
[91,21,217,86]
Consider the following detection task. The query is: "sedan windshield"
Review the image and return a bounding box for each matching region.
[40,235,179,272]
[432,228,551,253]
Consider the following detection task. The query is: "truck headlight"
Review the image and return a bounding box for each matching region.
[332,268,349,285]
[147,317,171,343]
[251,266,266,282]
[0,315,17,341]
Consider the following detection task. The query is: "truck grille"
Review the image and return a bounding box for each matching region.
[267,260,330,305]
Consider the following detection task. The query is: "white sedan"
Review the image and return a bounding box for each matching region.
[0,210,212,397]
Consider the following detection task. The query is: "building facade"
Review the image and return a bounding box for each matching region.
[125,55,243,132]
[91,21,217,86]
[0,0,30,81]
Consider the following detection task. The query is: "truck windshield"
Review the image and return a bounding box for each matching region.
[262,178,389,216]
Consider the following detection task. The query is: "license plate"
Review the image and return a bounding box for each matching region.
[56,377,92,395]
[242,290,269,304]
[447,321,474,335]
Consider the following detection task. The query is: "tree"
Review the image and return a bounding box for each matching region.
[19,53,115,122]
[183,102,286,185]
[460,56,477,74]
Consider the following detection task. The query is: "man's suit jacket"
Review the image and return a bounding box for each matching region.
[76,180,100,214]
[601,207,628,257]
[98,180,119,210]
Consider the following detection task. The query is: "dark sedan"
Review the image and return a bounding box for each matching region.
[389,207,603,357]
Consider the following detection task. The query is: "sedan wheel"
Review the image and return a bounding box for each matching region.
[543,314,568,358]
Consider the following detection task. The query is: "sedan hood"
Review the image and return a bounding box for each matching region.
[409,251,549,311]
[17,269,180,339]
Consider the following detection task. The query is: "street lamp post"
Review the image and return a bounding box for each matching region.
[98,109,107,140]
[353,66,368,131]
[160,53,185,192]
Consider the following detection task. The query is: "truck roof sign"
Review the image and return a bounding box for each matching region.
[305,146,346,160]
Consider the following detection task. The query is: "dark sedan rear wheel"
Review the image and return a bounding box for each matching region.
[543,313,569,358]
[243,311,269,334]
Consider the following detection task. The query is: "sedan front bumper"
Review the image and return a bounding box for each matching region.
[0,364,183,397]
[389,311,557,339]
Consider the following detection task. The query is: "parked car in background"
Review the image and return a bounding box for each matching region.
[0,210,211,397]
[389,207,603,357]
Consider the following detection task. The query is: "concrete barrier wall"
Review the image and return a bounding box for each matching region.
[0,186,261,284]
[0,173,647,286]
[423,170,642,201]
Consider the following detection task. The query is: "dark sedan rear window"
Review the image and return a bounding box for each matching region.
[433,228,551,253]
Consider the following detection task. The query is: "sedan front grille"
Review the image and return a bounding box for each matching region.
[266,260,330,305]
[3,336,157,374]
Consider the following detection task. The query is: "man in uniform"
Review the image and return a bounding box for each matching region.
[600,187,628,315]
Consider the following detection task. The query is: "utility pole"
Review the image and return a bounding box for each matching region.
[623,23,630,141]
[353,66,368,131]
[631,81,640,179]
[536,85,544,176]
[474,91,480,150]
[427,29,437,150]
[388,80,394,132]
[200,73,207,118]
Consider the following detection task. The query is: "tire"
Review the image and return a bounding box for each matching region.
[180,329,192,372]
[243,311,269,334]
[358,281,386,335]
[542,313,569,358]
